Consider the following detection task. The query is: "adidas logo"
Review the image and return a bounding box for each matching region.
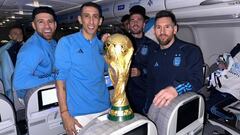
[154,62,159,67]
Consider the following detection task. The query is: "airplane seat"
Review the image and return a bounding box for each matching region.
[202,61,240,134]
[10,74,25,122]
[0,41,15,101]
[0,93,17,135]
[79,113,157,135]
[208,100,240,135]
[0,79,4,95]
[148,92,205,135]
[25,83,65,135]
[198,63,211,99]
[203,63,210,85]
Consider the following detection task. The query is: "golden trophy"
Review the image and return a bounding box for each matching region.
[104,33,134,121]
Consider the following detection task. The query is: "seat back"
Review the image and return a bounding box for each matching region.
[0,43,14,101]
[0,79,4,95]
[0,94,17,135]
[79,113,157,135]
[203,63,210,85]
[148,92,205,135]
[26,83,65,135]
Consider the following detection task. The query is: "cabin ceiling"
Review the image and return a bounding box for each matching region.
[0,0,112,27]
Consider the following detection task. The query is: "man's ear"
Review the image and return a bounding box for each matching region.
[78,16,82,25]
[8,34,12,40]
[173,25,178,34]
[32,22,36,31]
[98,17,103,26]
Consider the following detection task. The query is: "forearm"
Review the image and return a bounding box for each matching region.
[56,80,69,115]
[14,73,55,90]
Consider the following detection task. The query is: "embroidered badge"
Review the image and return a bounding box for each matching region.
[173,54,181,67]
[154,62,159,67]
[141,46,148,55]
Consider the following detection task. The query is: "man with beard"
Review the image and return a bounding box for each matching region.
[126,5,158,115]
[144,10,204,113]
[55,2,110,134]
[13,7,57,99]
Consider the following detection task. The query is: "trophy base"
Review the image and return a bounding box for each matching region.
[108,105,134,122]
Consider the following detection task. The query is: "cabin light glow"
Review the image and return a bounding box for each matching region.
[233,13,239,18]
[26,1,52,8]
[93,0,103,3]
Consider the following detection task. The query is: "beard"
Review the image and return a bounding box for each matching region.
[37,32,54,41]
[157,34,174,46]
[130,25,142,35]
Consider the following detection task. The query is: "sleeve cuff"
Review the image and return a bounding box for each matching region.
[174,82,193,95]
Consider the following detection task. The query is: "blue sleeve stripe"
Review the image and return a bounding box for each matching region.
[176,82,193,95]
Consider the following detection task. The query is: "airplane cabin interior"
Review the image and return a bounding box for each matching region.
[0,0,240,135]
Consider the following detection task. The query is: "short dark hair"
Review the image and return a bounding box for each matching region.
[80,2,102,17]
[155,10,177,25]
[9,25,23,34]
[129,5,149,20]
[121,14,130,23]
[32,6,57,21]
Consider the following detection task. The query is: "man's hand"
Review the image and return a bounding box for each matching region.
[61,112,82,135]
[101,33,110,43]
[130,68,141,77]
[153,86,178,108]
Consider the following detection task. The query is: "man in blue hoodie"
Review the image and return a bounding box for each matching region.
[13,7,57,99]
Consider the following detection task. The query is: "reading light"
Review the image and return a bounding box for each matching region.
[233,13,239,18]
[93,0,103,2]
[26,1,52,7]
[19,10,24,15]
[33,1,40,7]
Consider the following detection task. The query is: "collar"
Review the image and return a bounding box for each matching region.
[79,29,98,42]
[33,32,57,49]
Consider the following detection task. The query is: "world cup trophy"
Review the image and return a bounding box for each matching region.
[104,33,134,121]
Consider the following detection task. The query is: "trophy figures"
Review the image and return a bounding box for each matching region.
[104,33,134,121]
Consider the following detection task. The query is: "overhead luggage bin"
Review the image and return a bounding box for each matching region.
[166,0,205,9]
[173,1,240,19]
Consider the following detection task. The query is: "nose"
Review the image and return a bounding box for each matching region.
[89,16,94,24]
[160,27,166,34]
[44,22,50,28]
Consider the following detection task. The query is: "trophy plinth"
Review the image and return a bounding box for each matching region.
[104,34,134,122]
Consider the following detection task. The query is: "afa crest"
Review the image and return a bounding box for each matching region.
[141,46,148,55]
[173,54,181,67]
